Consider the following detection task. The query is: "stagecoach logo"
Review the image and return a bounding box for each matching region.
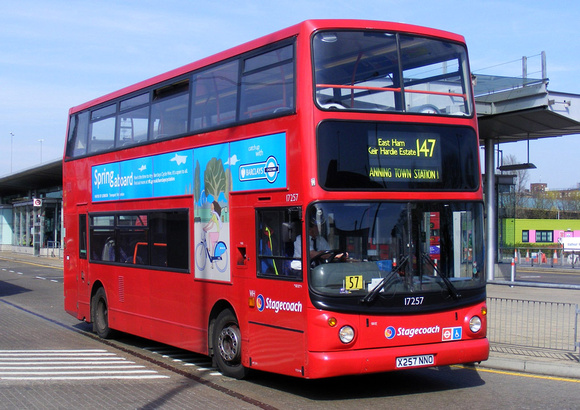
[256,294,265,312]
[385,326,396,340]
[256,294,303,314]
[385,325,441,339]
[239,155,280,184]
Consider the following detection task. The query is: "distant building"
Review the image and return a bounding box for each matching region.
[502,219,580,246]
[530,183,547,194]
[499,182,580,246]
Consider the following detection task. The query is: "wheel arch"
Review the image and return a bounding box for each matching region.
[207,299,236,357]
[89,280,105,323]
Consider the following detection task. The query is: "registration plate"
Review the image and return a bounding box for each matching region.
[396,354,434,368]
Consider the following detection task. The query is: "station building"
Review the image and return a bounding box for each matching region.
[0,160,62,257]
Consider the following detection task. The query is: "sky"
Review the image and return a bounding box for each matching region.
[1,0,579,189]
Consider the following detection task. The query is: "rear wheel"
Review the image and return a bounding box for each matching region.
[91,287,115,339]
[212,309,248,379]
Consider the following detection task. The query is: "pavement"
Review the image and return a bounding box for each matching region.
[1,251,579,380]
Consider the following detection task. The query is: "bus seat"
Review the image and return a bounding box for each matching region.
[102,238,115,261]
[133,241,148,264]
[281,222,297,243]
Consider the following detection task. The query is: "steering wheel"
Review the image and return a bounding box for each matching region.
[410,104,440,114]
[319,102,348,110]
[310,250,348,267]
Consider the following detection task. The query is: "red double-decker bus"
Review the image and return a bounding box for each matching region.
[63,20,488,379]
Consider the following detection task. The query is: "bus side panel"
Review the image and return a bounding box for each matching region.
[248,322,305,377]
[243,279,308,377]
[147,269,207,352]
[89,266,209,353]
[104,266,152,337]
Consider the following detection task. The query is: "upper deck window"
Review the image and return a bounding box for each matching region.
[66,111,89,157]
[118,92,150,147]
[313,30,473,116]
[151,80,189,140]
[240,44,294,120]
[89,103,116,154]
[65,39,295,160]
[191,61,239,131]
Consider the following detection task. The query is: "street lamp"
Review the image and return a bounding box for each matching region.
[9,132,13,173]
[38,139,44,163]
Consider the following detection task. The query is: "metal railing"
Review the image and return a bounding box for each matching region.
[500,247,580,268]
[487,297,579,361]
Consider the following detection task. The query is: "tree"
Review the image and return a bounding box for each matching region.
[203,157,226,200]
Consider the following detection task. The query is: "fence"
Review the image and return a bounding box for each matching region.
[487,297,579,361]
[500,247,580,267]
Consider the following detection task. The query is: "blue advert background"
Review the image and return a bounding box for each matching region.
[230,132,287,192]
[92,132,287,202]
[92,149,193,202]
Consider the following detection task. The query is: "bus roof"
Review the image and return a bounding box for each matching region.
[68,19,466,115]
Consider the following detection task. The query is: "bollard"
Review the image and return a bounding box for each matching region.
[510,257,515,285]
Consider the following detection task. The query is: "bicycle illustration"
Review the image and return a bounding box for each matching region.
[195,231,229,273]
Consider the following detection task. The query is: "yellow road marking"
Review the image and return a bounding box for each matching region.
[0,258,62,271]
[453,364,580,383]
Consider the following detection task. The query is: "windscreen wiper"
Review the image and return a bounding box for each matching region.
[421,253,461,300]
[361,255,408,304]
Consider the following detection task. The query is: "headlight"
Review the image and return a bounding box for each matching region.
[469,316,482,333]
[339,325,355,344]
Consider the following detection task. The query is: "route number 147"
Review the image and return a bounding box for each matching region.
[416,139,436,158]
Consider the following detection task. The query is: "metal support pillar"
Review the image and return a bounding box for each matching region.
[485,138,496,281]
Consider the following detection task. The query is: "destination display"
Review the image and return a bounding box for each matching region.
[367,131,441,183]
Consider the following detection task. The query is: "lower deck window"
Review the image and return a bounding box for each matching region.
[89,210,188,270]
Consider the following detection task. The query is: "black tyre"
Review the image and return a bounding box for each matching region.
[91,287,115,339]
[212,309,248,379]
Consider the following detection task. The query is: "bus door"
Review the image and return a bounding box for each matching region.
[76,206,90,318]
[249,207,306,376]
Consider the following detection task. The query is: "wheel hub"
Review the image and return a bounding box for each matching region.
[218,326,240,362]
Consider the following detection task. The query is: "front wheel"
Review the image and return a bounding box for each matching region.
[91,287,115,339]
[212,309,248,379]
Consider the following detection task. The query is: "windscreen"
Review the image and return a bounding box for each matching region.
[313,30,473,116]
[307,202,485,309]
